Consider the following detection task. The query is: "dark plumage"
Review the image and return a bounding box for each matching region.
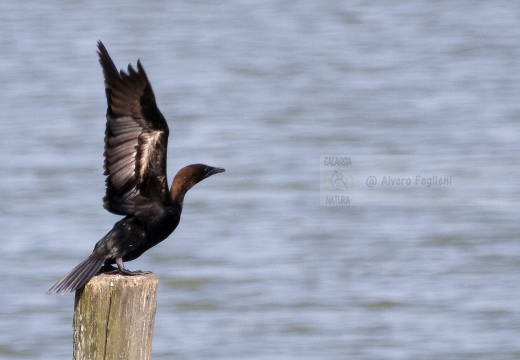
[48,41,224,294]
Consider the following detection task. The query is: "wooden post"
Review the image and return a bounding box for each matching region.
[73,273,159,360]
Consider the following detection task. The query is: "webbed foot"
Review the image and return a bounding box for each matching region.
[114,258,151,276]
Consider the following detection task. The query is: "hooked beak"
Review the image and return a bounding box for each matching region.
[205,167,225,178]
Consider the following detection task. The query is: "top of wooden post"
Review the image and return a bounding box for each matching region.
[73,273,159,360]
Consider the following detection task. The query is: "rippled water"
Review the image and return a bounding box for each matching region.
[1,1,520,359]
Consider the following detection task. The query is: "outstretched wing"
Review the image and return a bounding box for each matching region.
[97,41,170,216]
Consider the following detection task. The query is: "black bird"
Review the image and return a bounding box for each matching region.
[48,41,225,294]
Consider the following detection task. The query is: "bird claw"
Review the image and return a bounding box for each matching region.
[119,269,152,276]
[100,264,151,276]
[105,268,151,276]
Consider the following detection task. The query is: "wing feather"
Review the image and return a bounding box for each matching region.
[97,41,170,216]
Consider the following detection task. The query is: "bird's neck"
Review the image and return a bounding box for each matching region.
[169,180,192,207]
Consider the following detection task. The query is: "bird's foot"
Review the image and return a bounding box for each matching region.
[102,267,151,276]
[98,261,152,276]
[112,258,151,276]
[117,268,152,276]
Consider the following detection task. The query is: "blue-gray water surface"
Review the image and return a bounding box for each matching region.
[1,1,520,359]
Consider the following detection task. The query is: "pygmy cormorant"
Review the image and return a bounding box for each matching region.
[48,41,225,294]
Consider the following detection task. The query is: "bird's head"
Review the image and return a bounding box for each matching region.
[170,164,225,204]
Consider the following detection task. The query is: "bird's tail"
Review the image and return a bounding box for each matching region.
[47,254,106,294]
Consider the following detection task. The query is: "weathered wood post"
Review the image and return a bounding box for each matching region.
[73,273,158,360]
